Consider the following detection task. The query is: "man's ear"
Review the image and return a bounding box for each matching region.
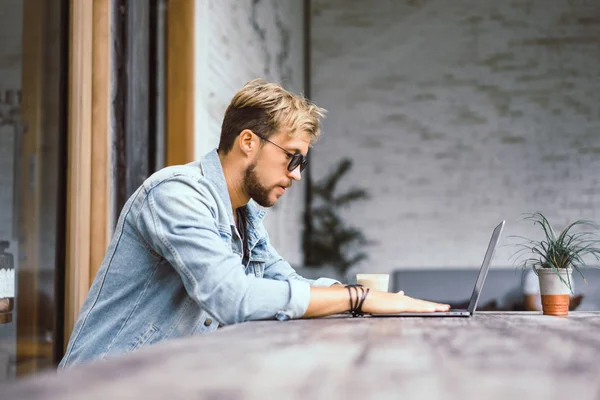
[238,129,256,155]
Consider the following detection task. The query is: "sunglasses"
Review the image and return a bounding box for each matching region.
[254,133,308,172]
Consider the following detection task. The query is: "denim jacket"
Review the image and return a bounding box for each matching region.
[59,149,338,368]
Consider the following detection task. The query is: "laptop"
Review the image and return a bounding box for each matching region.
[371,220,505,318]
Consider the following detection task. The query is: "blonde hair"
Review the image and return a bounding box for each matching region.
[218,79,326,153]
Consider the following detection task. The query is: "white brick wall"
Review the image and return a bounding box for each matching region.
[194,0,306,264]
[311,0,600,271]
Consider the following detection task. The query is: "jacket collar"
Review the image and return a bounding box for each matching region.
[201,149,267,232]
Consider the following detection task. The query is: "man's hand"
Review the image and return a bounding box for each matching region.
[302,286,450,318]
[362,290,450,314]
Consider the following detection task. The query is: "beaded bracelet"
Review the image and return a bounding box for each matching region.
[346,284,370,317]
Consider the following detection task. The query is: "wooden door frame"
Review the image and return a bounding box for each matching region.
[18,0,71,373]
[64,0,111,346]
[18,0,46,374]
[63,0,196,349]
[166,0,195,165]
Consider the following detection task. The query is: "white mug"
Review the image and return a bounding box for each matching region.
[356,273,390,292]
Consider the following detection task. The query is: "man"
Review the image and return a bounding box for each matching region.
[60,79,448,368]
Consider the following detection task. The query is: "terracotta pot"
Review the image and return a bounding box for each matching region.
[536,267,573,316]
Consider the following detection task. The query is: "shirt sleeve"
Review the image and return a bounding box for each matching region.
[262,232,341,287]
[136,176,311,325]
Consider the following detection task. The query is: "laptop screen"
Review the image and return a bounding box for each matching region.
[467,221,505,314]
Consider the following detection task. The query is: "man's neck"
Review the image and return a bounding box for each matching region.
[218,150,249,215]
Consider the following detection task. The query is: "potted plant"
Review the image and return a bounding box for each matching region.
[512,212,600,316]
[301,158,372,281]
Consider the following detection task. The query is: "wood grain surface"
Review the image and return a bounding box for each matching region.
[3,312,600,400]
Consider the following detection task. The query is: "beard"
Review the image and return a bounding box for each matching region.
[244,161,278,207]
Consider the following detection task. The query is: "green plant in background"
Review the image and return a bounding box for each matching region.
[303,158,371,276]
[511,212,600,293]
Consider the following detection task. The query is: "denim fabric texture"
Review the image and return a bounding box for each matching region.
[59,149,338,368]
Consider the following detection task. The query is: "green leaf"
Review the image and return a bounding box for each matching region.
[333,188,369,207]
[304,157,373,273]
[511,212,600,286]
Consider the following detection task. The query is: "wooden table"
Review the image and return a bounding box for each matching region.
[2,312,600,399]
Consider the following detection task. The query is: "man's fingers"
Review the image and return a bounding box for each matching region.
[404,296,450,312]
[431,301,451,310]
[366,292,452,314]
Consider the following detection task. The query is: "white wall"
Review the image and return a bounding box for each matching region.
[311,0,600,271]
[194,0,306,265]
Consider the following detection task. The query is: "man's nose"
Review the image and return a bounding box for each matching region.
[288,166,302,181]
